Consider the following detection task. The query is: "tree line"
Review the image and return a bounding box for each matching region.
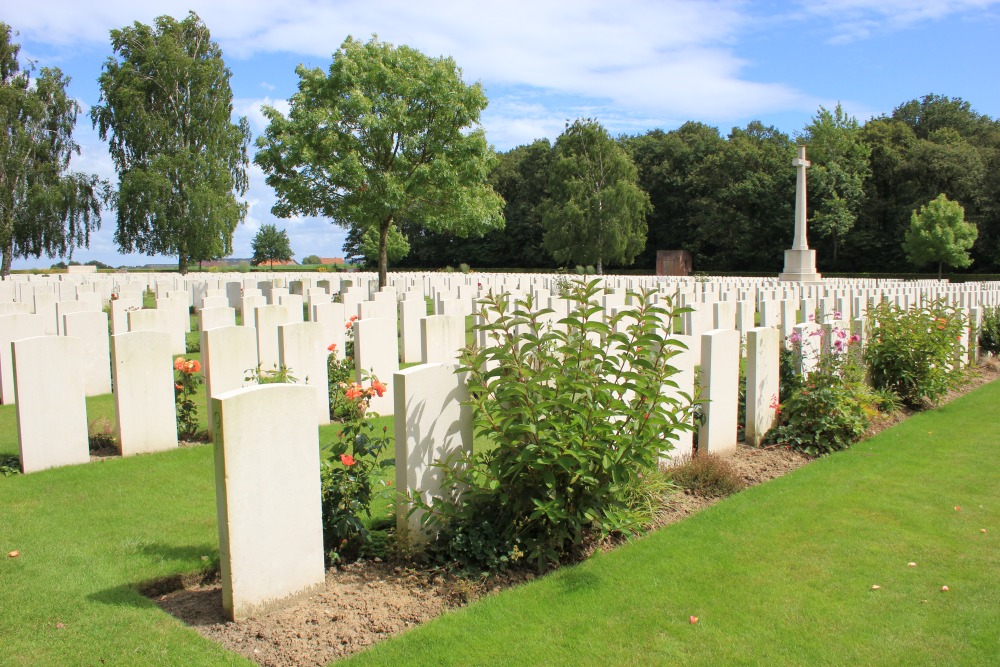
[392,96,1000,275]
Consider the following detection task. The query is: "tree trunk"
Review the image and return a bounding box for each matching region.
[938,261,943,280]
[378,216,392,289]
[1,241,11,279]
[597,257,603,275]
[178,250,188,275]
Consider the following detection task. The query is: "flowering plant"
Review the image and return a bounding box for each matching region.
[320,372,393,565]
[173,356,203,440]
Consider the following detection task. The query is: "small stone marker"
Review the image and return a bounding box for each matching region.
[213,384,325,621]
[13,336,89,473]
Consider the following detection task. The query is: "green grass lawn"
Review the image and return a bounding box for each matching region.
[1,380,998,666]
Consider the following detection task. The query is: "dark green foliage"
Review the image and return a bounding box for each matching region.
[0,454,21,476]
[865,299,968,406]
[250,223,293,268]
[92,12,251,273]
[419,280,694,571]
[255,35,504,287]
[980,306,1000,355]
[667,453,745,498]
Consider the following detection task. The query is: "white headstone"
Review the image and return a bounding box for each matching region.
[13,336,89,473]
[698,328,740,454]
[111,331,178,455]
[212,384,325,621]
[278,322,330,425]
[745,327,780,446]
[393,363,472,543]
[62,311,112,396]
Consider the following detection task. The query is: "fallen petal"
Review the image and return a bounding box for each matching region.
[689,616,699,624]
[871,584,881,590]
[981,529,988,534]
[955,506,961,511]
[56,623,65,629]
[941,585,949,592]
[908,562,917,567]
[8,551,19,558]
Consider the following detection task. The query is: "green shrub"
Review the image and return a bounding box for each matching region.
[864,300,967,406]
[766,329,882,457]
[980,305,1000,356]
[418,279,695,572]
[667,453,744,498]
[320,374,393,564]
[458,263,471,274]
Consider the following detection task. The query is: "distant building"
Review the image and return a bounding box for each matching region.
[318,257,345,266]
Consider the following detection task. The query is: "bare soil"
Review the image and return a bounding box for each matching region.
[148,361,1000,667]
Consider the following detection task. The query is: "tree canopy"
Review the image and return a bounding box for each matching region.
[91,11,251,274]
[799,103,871,267]
[541,119,650,274]
[0,24,108,278]
[251,223,293,269]
[255,35,504,287]
[903,194,977,278]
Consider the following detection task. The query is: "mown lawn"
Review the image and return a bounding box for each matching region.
[0,380,997,666]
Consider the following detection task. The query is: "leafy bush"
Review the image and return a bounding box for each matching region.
[419,279,694,571]
[458,263,471,274]
[765,366,869,456]
[320,374,393,564]
[865,300,967,406]
[766,329,880,456]
[980,305,1000,356]
[667,453,744,498]
[244,364,298,385]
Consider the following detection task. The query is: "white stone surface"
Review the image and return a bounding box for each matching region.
[354,318,399,415]
[63,311,112,396]
[199,307,236,331]
[13,336,89,473]
[745,327,780,446]
[128,307,185,355]
[660,334,696,462]
[399,298,426,364]
[212,384,325,621]
[202,325,258,439]
[278,322,330,425]
[112,331,178,456]
[698,328,740,454]
[393,363,472,543]
[0,313,46,404]
[420,314,466,364]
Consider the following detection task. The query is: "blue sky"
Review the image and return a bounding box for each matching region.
[7,0,999,269]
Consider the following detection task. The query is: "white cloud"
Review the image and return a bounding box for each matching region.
[792,0,1000,43]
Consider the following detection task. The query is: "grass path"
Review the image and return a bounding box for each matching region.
[343,381,1000,666]
[1,381,998,665]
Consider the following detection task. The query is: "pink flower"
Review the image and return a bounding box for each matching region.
[789,332,802,343]
[340,454,356,467]
[327,343,337,352]
[849,334,861,344]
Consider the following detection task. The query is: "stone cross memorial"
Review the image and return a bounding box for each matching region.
[779,145,822,283]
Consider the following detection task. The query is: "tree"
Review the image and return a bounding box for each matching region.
[255,35,505,288]
[903,194,977,278]
[800,103,871,267]
[0,24,108,278]
[623,122,725,268]
[301,254,322,265]
[686,121,795,271]
[91,12,251,274]
[541,119,650,273]
[251,223,293,269]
